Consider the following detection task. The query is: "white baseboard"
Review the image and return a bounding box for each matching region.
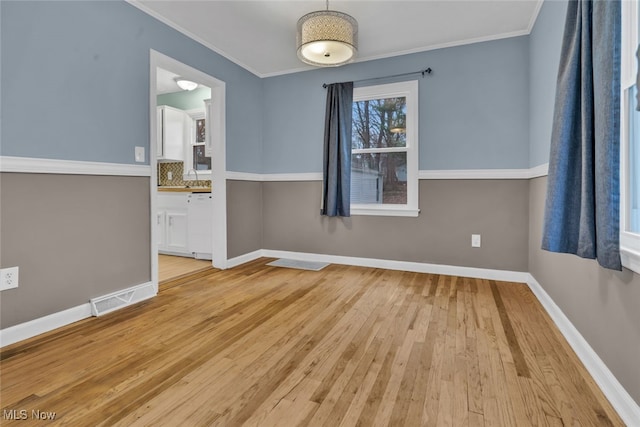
[226,249,263,269]
[261,249,529,282]
[226,249,529,283]
[526,274,640,426]
[0,303,92,348]
[0,282,157,348]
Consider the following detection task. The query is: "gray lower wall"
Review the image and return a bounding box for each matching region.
[5,173,637,406]
[263,180,529,272]
[529,177,640,405]
[0,173,151,328]
[227,180,263,259]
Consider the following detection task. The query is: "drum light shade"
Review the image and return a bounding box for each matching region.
[297,10,358,67]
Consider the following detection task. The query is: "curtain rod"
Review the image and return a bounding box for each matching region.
[322,68,432,88]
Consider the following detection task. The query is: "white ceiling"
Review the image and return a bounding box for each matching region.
[156,68,182,94]
[131,0,543,78]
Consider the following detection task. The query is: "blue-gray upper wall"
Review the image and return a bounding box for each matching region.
[528,0,567,168]
[0,1,263,171]
[262,36,530,173]
[2,1,563,173]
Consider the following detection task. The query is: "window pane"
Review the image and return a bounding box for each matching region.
[629,85,640,231]
[351,152,407,204]
[193,145,211,171]
[352,97,406,149]
[195,118,206,143]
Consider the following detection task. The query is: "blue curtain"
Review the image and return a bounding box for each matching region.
[321,82,353,217]
[542,0,622,270]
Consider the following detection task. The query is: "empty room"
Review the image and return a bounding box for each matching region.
[1,0,639,425]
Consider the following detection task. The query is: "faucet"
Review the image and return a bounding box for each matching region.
[185,168,199,187]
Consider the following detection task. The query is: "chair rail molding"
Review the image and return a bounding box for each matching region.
[0,156,151,176]
[225,164,550,182]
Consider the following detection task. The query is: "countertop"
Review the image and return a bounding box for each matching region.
[157,186,211,193]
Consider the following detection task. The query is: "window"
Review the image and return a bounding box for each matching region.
[184,111,211,175]
[351,80,419,216]
[193,117,211,171]
[619,0,640,271]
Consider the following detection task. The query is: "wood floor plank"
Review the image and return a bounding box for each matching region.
[308,273,415,426]
[465,279,484,417]
[402,300,436,426]
[499,282,620,427]
[336,326,398,427]
[158,254,212,283]
[420,275,451,426]
[488,281,530,378]
[469,410,485,427]
[0,262,624,426]
[371,329,417,427]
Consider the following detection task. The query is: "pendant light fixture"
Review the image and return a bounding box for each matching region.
[296,0,358,67]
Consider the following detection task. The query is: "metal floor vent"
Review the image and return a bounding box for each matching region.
[267,258,330,271]
[90,283,156,316]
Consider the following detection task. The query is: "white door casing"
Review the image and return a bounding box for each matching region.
[149,50,228,292]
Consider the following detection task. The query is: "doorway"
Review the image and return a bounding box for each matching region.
[158,254,211,283]
[149,51,227,289]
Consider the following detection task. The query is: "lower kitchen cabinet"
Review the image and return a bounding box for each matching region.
[157,191,213,258]
[165,211,188,253]
[156,211,165,248]
[157,193,191,256]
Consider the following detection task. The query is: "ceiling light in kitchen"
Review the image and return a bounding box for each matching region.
[175,78,198,91]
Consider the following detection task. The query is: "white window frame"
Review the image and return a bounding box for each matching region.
[183,108,212,179]
[351,80,419,217]
[619,0,640,272]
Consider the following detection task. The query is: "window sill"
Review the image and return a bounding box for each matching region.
[350,207,420,217]
[620,230,640,274]
[620,246,640,274]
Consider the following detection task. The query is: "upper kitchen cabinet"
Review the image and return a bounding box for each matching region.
[157,105,188,161]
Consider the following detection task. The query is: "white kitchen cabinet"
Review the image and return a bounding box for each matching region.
[157,193,190,256]
[157,106,187,161]
[156,107,163,158]
[203,99,212,157]
[166,211,188,252]
[156,211,165,248]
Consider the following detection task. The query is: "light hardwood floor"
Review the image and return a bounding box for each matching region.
[0,259,623,426]
[158,254,212,283]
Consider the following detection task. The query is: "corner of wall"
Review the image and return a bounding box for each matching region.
[259,180,265,250]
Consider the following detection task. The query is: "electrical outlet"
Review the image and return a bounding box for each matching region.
[471,234,481,248]
[0,266,19,291]
[167,171,173,180]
